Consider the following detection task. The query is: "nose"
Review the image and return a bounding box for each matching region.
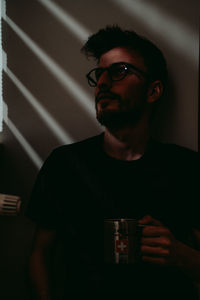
[96,70,112,91]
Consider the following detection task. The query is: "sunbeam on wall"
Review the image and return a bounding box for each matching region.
[0,1,3,132]
[3,15,95,117]
[37,0,91,42]
[3,51,74,144]
[111,0,198,66]
[3,101,43,169]
[0,1,199,299]
[1,0,99,171]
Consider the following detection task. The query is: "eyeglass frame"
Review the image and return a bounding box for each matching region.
[86,61,148,87]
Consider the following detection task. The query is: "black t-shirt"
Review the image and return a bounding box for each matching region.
[26,133,199,299]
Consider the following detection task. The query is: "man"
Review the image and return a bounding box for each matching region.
[27,26,200,300]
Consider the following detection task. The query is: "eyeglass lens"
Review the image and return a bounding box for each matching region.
[93,63,127,82]
[87,62,146,87]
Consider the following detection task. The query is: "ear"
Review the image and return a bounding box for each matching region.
[147,80,164,103]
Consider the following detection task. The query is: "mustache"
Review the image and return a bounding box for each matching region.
[95,92,120,103]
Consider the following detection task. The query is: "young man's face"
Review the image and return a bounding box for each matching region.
[94,47,151,129]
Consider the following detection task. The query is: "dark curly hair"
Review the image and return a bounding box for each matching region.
[81,25,168,88]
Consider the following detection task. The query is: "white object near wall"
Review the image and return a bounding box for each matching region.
[0,193,21,216]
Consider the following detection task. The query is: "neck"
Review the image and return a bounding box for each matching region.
[103,114,151,161]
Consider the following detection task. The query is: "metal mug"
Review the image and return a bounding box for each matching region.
[104,218,143,264]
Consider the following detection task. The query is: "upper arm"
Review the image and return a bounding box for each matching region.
[31,226,57,254]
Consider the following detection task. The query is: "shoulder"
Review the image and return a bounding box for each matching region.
[153,140,198,171]
[152,139,198,158]
[41,133,104,168]
[160,142,198,161]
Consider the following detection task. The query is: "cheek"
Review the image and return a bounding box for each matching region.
[94,88,98,97]
[118,77,146,97]
[123,85,145,101]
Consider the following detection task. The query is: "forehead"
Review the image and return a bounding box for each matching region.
[99,47,147,71]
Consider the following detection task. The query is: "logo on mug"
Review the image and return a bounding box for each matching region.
[115,239,128,253]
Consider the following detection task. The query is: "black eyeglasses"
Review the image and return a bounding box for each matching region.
[86,62,147,87]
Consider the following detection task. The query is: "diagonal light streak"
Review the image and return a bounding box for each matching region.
[37,0,91,42]
[3,14,95,117]
[7,67,74,144]
[0,0,3,132]
[3,101,43,169]
[3,50,74,144]
[111,0,198,66]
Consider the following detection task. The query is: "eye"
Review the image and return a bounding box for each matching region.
[110,64,128,79]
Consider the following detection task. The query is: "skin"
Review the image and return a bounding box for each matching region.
[29,228,57,300]
[95,48,148,117]
[28,47,200,300]
[139,215,184,266]
[94,47,160,131]
[95,46,163,160]
[94,47,200,280]
[139,214,200,283]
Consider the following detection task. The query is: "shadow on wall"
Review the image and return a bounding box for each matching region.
[2,0,198,202]
[0,0,199,299]
[3,0,199,167]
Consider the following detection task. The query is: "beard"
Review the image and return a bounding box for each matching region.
[96,98,148,131]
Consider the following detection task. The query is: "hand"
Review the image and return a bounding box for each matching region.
[138,215,180,267]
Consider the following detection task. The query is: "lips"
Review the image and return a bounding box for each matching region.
[96,93,117,104]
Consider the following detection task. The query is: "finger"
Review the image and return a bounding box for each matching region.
[142,256,166,265]
[141,245,170,257]
[142,226,169,237]
[141,237,171,248]
[138,215,163,226]
[138,215,153,225]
